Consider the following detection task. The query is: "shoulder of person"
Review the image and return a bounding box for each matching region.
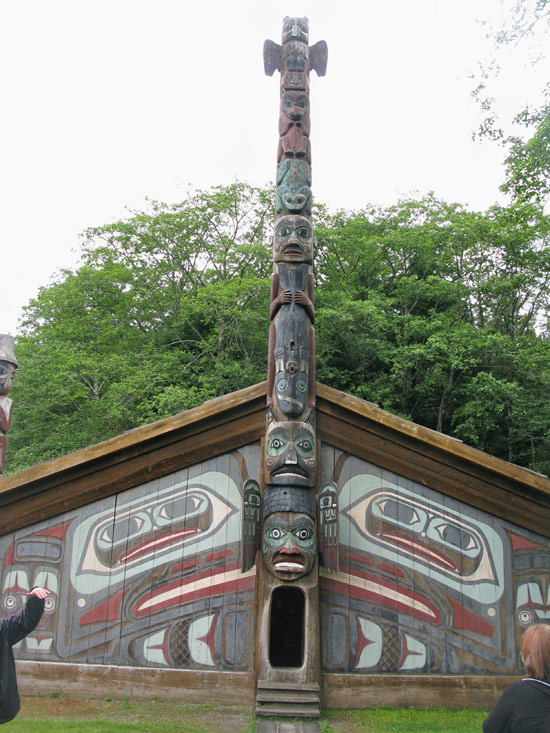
[497,680,529,698]
[522,678,550,691]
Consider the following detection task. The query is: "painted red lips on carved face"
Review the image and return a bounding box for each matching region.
[262,512,317,581]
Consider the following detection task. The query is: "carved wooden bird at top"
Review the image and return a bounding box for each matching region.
[264,16,328,78]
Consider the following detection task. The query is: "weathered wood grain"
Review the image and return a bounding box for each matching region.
[323,672,517,710]
[2,380,548,536]
[316,383,550,536]
[17,661,256,705]
[17,661,515,710]
[0,383,266,534]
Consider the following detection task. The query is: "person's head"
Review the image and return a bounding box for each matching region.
[521,624,550,680]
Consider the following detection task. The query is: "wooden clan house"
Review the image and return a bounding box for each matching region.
[1,17,550,718]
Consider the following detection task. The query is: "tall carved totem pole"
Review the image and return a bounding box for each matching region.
[245,17,328,714]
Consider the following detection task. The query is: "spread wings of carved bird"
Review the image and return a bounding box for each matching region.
[263,39,328,77]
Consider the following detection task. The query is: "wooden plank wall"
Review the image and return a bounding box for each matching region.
[318,447,550,677]
[1,449,261,673]
[16,661,513,710]
[3,381,550,707]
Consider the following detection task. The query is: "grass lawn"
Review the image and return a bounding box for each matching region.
[323,706,489,731]
[5,696,490,732]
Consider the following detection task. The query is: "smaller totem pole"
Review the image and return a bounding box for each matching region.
[0,335,19,476]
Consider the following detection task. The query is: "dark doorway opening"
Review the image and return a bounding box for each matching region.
[269,586,305,668]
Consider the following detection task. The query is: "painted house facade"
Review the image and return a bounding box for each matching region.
[1,381,549,710]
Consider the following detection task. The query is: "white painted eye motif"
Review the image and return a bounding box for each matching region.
[3,595,17,610]
[370,497,425,533]
[518,609,534,626]
[154,492,208,526]
[97,514,149,549]
[377,499,420,526]
[428,520,479,556]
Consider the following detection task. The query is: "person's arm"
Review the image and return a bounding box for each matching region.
[482,683,515,733]
[5,587,50,647]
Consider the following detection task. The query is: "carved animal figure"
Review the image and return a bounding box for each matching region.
[279,90,310,139]
[278,126,311,163]
[267,263,315,418]
[264,17,328,78]
[276,159,312,214]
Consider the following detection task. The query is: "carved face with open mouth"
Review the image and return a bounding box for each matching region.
[264,420,316,488]
[262,512,316,580]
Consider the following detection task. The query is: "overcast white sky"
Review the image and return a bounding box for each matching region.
[2,0,548,336]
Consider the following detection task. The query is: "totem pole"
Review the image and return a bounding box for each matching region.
[244,17,327,706]
[0,335,18,476]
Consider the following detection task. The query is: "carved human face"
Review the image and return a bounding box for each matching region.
[273,216,314,263]
[0,361,17,396]
[280,91,309,123]
[264,420,316,488]
[262,512,316,581]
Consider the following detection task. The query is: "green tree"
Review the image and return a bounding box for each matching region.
[6,182,273,473]
[6,186,550,477]
[315,196,550,472]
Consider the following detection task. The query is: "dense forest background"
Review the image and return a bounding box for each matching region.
[5,3,550,477]
[6,172,550,476]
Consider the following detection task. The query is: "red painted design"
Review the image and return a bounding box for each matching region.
[147,628,172,665]
[3,543,15,568]
[447,597,493,636]
[4,579,29,596]
[324,567,441,624]
[341,551,373,566]
[521,585,550,613]
[198,611,219,663]
[27,634,52,647]
[35,520,73,541]
[120,528,200,563]
[133,563,255,617]
[170,550,234,575]
[79,589,125,626]
[353,614,373,668]
[379,531,457,572]
[507,531,544,552]
[399,631,424,669]
[375,562,405,578]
